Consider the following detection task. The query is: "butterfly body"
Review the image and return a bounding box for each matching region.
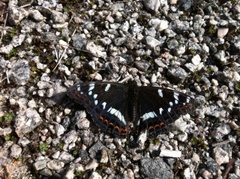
[67,82,195,138]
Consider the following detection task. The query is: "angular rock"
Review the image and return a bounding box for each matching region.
[15,108,42,137]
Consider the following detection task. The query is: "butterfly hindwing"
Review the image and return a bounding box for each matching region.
[137,86,194,136]
[67,82,129,137]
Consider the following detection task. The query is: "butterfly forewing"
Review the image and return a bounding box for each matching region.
[138,86,195,137]
[67,82,129,137]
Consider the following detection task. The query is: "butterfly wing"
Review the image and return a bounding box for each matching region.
[67,82,129,137]
[137,86,195,137]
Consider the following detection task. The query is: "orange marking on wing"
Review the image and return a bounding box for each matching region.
[148,121,165,131]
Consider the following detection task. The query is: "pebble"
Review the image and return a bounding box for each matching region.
[215,50,227,64]
[89,171,102,179]
[191,54,201,66]
[64,167,75,179]
[159,150,182,158]
[151,73,157,83]
[59,151,74,162]
[135,60,151,71]
[183,167,195,179]
[145,36,161,48]
[212,124,231,141]
[100,149,109,164]
[62,130,78,144]
[217,27,229,38]
[10,60,30,85]
[85,159,99,170]
[140,158,174,178]
[149,19,169,31]
[51,10,68,24]
[12,34,26,47]
[0,127,12,136]
[213,147,229,165]
[10,144,22,159]
[143,0,161,13]
[47,160,65,171]
[168,67,188,81]
[0,44,14,54]
[18,137,30,147]
[14,108,42,137]
[8,5,29,25]
[86,41,107,58]
[29,10,45,21]
[74,111,90,130]
[34,159,47,170]
[55,123,65,137]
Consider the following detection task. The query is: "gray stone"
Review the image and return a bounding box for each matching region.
[29,10,45,21]
[212,124,231,141]
[72,34,87,49]
[51,10,68,24]
[8,4,29,25]
[47,160,64,171]
[15,108,42,137]
[59,151,74,162]
[10,60,30,85]
[86,41,107,58]
[100,149,109,164]
[62,130,78,144]
[12,34,26,47]
[145,36,161,48]
[18,137,30,147]
[89,141,107,159]
[89,172,102,179]
[135,60,151,72]
[75,111,90,130]
[85,159,99,170]
[213,147,229,165]
[10,144,22,159]
[55,123,65,137]
[34,160,47,170]
[168,67,188,81]
[140,158,174,178]
[217,28,229,38]
[143,0,161,13]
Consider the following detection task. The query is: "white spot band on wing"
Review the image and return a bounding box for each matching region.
[107,107,126,125]
[104,84,111,92]
[102,102,107,109]
[141,111,157,121]
[88,83,95,91]
[158,89,163,98]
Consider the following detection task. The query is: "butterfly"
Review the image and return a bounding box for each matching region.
[67,81,195,138]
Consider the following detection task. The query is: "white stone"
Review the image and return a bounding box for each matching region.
[160,149,182,158]
[85,159,99,170]
[213,147,229,165]
[10,144,22,159]
[47,160,64,170]
[143,0,161,13]
[14,109,42,137]
[217,28,229,38]
[145,36,161,48]
[89,171,102,179]
[191,54,201,66]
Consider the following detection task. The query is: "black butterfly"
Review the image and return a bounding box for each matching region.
[67,81,195,138]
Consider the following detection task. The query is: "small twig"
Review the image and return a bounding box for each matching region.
[222,158,235,179]
[53,27,77,71]
[0,2,9,45]
[212,140,230,147]
[20,0,34,8]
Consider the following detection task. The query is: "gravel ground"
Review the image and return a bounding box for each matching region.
[0,0,240,178]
